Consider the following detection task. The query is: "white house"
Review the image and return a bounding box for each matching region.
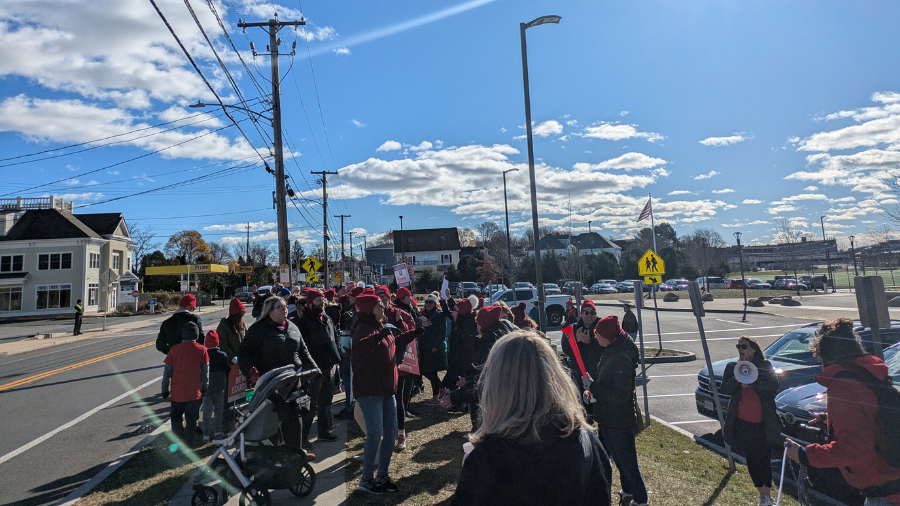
[0,197,136,317]
[535,232,622,261]
[392,227,461,275]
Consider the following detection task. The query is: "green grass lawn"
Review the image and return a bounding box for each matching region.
[726,269,900,290]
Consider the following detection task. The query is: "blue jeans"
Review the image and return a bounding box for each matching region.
[201,389,225,437]
[599,427,647,504]
[357,395,397,482]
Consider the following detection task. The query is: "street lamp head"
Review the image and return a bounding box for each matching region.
[504,168,520,175]
[733,231,742,239]
[524,15,562,28]
[189,101,208,108]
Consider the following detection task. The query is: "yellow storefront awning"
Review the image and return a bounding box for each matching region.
[145,264,229,275]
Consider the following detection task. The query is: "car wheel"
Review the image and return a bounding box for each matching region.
[546,308,564,327]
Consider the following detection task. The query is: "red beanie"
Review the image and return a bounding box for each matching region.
[581,299,596,311]
[355,294,380,314]
[477,297,485,310]
[351,286,365,297]
[376,285,391,298]
[179,294,196,308]
[595,315,627,341]
[229,297,245,315]
[324,288,335,301]
[476,306,502,331]
[455,298,473,316]
[205,330,219,349]
[396,286,412,299]
[306,289,324,305]
[363,287,376,295]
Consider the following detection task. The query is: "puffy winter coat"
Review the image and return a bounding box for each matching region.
[351,312,422,398]
[721,358,782,447]
[589,336,640,429]
[156,310,204,354]
[800,355,900,502]
[292,307,341,370]
[215,318,244,361]
[450,320,518,406]
[238,317,317,378]
[420,309,450,373]
[621,310,639,334]
[561,318,604,391]
[448,313,478,376]
[452,424,612,506]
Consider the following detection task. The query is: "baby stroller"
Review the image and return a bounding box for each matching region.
[191,365,319,506]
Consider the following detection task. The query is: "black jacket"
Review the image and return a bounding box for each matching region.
[450,320,517,406]
[562,318,604,392]
[721,358,782,447]
[156,311,204,354]
[452,425,612,506]
[238,317,317,378]
[292,307,341,370]
[621,310,639,334]
[589,336,640,429]
[448,313,478,375]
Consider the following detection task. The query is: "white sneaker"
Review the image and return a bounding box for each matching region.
[758,497,774,506]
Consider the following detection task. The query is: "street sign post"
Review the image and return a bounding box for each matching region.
[148,298,157,315]
[301,256,322,274]
[279,263,290,284]
[638,249,666,277]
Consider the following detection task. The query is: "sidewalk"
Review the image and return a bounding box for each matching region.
[0,303,231,357]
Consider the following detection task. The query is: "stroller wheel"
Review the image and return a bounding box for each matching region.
[288,462,316,497]
[238,485,271,506]
[190,486,218,506]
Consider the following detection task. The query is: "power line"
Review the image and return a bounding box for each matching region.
[299,27,338,171]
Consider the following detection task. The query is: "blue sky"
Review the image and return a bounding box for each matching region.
[2,0,900,254]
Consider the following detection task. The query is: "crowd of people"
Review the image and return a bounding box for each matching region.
[153,283,900,506]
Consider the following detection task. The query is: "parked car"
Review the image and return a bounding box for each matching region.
[448,281,460,296]
[768,275,798,286]
[725,278,751,289]
[664,278,690,291]
[695,320,900,419]
[695,276,726,290]
[597,279,618,286]
[483,284,508,296]
[799,275,828,290]
[615,280,634,293]
[774,279,809,290]
[515,281,534,290]
[476,282,485,294]
[561,281,588,295]
[488,288,571,326]
[257,285,273,295]
[235,291,256,304]
[543,283,562,295]
[744,277,772,289]
[590,282,618,294]
[456,281,481,298]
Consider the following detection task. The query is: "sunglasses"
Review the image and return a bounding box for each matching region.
[735,344,751,350]
[582,310,596,315]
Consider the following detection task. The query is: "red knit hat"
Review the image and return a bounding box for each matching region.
[477,297,485,310]
[594,315,627,341]
[306,289,324,305]
[363,287,376,295]
[455,297,473,316]
[179,294,196,308]
[355,294,381,314]
[396,286,412,299]
[476,306,502,331]
[205,330,219,349]
[229,297,245,315]
[376,285,390,298]
[351,286,365,297]
[324,288,335,301]
[581,299,596,312]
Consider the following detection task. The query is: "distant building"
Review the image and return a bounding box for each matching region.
[392,227,461,274]
[533,232,622,261]
[0,196,136,317]
[364,244,395,285]
[726,237,839,272]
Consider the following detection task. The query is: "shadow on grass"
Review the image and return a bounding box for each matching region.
[700,470,734,506]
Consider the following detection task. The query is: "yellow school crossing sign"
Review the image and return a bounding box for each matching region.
[644,275,662,286]
[638,249,665,278]
[301,256,322,274]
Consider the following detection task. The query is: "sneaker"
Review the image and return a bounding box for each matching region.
[377,475,398,493]
[357,479,384,495]
[394,435,407,452]
[758,497,773,506]
[302,440,313,451]
[318,432,340,442]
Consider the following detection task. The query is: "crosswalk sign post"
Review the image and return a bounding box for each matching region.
[301,256,322,274]
[638,249,666,277]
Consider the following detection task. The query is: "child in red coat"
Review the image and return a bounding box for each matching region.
[162,321,209,447]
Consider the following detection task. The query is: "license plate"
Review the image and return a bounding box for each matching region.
[703,400,714,411]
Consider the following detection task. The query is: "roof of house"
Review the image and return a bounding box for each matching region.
[392,228,460,254]
[539,234,571,250]
[572,232,620,250]
[0,210,126,241]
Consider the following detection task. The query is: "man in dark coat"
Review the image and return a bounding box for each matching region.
[562,299,603,419]
[156,294,204,354]
[621,304,639,336]
[443,295,479,393]
[293,289,342,448]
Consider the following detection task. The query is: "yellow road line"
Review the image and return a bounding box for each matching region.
[0,341,154,392]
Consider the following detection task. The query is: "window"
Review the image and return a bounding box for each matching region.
[89,253,100,269]
[441,254,452,264]
[112,252,121,270]
[38,253,72,270]
[88,283,99,306]
[0,287,22,312]
[0,255,23,272]
[36,284,72,310]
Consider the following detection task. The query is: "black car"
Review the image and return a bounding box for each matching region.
[695,320,900,418]
[235,292,256,304]
[456,281,480,299]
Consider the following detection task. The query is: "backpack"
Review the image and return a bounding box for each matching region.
[835,366,900,470]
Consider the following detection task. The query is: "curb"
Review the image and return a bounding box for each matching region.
[592,300,768,316]
[642,350,696,364]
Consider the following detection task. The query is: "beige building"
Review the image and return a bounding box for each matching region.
[0,197,136,317]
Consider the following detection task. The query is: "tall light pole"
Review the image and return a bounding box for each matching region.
[521,14,561,332]
[399,216,404,264]
[734,232,748,322]
[503,168,519,291]
[850,235,859,277]
[820,216,834,293]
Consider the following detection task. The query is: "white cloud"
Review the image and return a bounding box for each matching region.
[767,205,798,214]
[742,199,763,204]
[348,227,367,236]
[572,152,666,172]
[581,122,664,143]
[711,188,734,194]
[499,127,507,133]
[566,119,578,126]
[204,221,276,232]
[352,119,365,128]
[694,170,720,180]
[409,141,433,151]
[333,47,351,56]
[376,140,402,152]
[532,120,563,137]
[619,111,629,117]
[55,192,103,201]
[721,220,771,228]
[699,134,749,147]
[804,186,819,191]
[668,190,693,196]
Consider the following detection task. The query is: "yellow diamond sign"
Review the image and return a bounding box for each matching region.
[301,256,322,274]
[638,249,665,277]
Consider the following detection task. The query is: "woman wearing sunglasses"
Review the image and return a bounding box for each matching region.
[721,336,782,506]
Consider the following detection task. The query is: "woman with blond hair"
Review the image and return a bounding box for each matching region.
[451,329,612,506]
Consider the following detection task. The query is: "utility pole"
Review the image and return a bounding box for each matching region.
[246,222,250,264]
[312,171,339,285]
[335,214,350,286]
[348,231,354,282]
[238,17,305,279]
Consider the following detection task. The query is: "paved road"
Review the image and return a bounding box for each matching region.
[0,307,230,506]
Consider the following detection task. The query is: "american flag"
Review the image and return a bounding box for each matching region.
[637,197,652,222]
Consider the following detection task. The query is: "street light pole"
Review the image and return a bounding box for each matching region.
[821,216,834,293]
[399,216,404,263]
[734,232,748,322]
[503,168,519,291]
[520,14,561,332]
[850,235,859,277]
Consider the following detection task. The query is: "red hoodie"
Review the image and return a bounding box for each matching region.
[804,355,900,501]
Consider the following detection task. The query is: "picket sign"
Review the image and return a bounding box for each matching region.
[398,339,420,376]
[227,365,247,403]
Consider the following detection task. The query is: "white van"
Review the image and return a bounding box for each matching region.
[695,276,726,290]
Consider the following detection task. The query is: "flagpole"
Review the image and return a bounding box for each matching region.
[647,194,663,350]
[649,193,658,254]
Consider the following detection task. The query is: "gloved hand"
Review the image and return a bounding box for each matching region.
[582,390,596,404]
[581,374,593,390]
[161,390,170,399]
[231,356,238,365]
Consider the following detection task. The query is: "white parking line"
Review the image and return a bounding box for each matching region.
[643,323,807,337]
[646,393,695,398]
[662,333,783,344]
[647,373,698,378]
[715,318,753,326]
[669,419,720,425]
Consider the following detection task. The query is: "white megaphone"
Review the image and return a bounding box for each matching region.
[734,360,759,384]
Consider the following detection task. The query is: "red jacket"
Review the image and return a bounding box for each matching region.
[803,355,900,501]
[351,312,421,398]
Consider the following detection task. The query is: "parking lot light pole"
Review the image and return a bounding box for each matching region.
[850,235,859,277]
[821,216,835,293]
[503,168,519,297]
[521,14,561,332]
[734,232,748,322]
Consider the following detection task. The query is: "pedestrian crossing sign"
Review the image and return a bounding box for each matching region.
[638,249,665,277]
[644,275,662,285]
[306,274,319,283]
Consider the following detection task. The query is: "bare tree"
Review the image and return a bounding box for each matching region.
[682,228,726,274]
[369,230,393,247]
[458,228,476,247]
[207,241,232,264]
[249,242,276,266]
[773,218,814,280]
[128,221,159,272]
